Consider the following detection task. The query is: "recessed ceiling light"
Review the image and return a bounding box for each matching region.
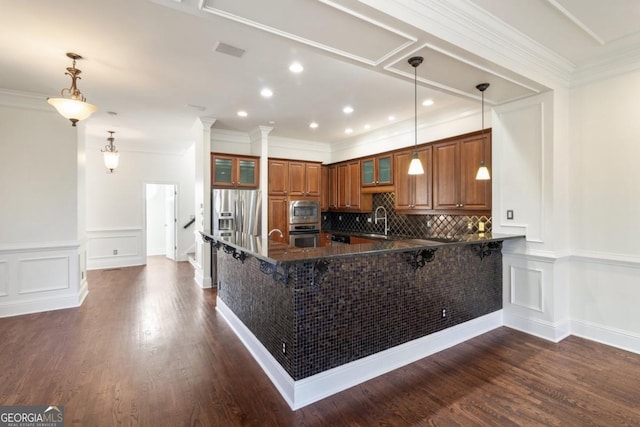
[422,99,434,106]
[268,120,276,125]
[260,88,273,98]
[345,128,353,134]
[343,106,354,114]
[237,110,248,117]
[388,115,396,121]
[289,62,304,73]
[309,122,319,129]
[364,124,371,130]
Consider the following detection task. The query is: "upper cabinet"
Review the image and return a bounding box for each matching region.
[433,133,491,213]
[321,165,330,211]
[361,154,393,189]
[394,147,433,212]
[211,153,259,188]
[268,159,321,198]
[335,160,372,212]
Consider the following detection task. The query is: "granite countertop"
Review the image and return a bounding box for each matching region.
[200,230,524,265]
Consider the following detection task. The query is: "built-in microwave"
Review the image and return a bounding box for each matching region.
[289,200,320,225]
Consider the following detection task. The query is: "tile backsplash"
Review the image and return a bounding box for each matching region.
[322,192,491,239]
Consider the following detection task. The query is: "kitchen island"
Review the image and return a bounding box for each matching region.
[200,230,523,409]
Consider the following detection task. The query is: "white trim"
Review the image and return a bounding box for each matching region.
[0,241,80,253]
[503,311,570,343]
[546,0,605,45]
[200,0,416,66]
[217,297,502,410]
[571,319,640,355]
[571,250,640,269]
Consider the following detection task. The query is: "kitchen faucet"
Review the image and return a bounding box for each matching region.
[268,228,284,240]
[374,206,389,236]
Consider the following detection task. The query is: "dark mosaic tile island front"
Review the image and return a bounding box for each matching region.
[209,232,518,381]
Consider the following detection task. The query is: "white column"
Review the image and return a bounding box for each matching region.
[249,126,273,240]
[193,117,216,288]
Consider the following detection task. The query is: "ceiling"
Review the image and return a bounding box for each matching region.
[1,0,639,153]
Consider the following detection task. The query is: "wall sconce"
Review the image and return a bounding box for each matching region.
[475,83,491,180]
[101,131,119,173]
[47,52,97,126]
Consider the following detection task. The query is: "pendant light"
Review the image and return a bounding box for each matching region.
[47,53,98,126]
[101,131,119,173]
[408,56,424,175]
[475,83,491,180]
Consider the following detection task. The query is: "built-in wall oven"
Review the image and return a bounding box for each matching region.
[288,200,320,248]
[289,223,320,248]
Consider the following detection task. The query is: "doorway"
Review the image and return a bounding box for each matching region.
[145,183,177,260]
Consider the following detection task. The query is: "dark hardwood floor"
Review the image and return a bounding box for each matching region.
[1,256,639,426]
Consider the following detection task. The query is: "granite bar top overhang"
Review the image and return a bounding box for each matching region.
[199,230,524,265]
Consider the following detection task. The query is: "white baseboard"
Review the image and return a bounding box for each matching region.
[571,319,640,355]
[503,312,571,343]
[0,293,85,318]
[217,297,502,410]
[194,268,212,288]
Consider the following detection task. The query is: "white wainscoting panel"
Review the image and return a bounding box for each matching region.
[0,261,8,297]
[86,228,145,270]
[502,251,570,342]
[510,265,543,312]
[18,255,70,294]
[570,252,640,354]
[0,242,86,318]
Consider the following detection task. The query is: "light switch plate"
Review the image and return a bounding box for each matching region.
[507,210,514,220]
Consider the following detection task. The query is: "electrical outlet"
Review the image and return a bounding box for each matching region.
[367,217,372,223]
[338,216,342,221]
[441,308,447,318]
[113,249,118,255]
[282,342,287,354]
[427,220,432,228]
[507,210,514,220]
[356,217,360,222]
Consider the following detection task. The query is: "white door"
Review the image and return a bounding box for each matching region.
[165,185,177,260]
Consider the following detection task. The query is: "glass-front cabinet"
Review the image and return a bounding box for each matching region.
[211,154,259,188]
[361,154,393,187]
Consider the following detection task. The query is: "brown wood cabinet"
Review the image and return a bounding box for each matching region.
[321,166,330,211]
[433,134,491,213]
[335,160,372,212]
[211,153,259,188]
[361,154,393,189]
[394,147,433,212]
[268,159,321,197]
[267,196,288,244]
[328,165,338,210]
[319,232,332,247]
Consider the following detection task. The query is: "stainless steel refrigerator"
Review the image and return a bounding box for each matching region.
[211,189,262,285]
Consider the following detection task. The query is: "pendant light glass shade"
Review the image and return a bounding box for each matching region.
[408,153,424,175]
[47,98,97,123]
[47,53,97,126]
[476,82,491,181]
[475,162,490,180]
[408,56,424,175]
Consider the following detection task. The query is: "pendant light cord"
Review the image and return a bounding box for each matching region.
[414,62,417,152]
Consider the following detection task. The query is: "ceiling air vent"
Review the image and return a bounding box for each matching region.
[214,41,245,58]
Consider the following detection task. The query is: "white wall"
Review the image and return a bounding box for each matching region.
[568,70,640,352]
[85,143,195,269]
[0,91,87,317]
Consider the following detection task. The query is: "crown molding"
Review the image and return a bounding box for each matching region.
[571,44,640,87]
[360,0,575,88]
